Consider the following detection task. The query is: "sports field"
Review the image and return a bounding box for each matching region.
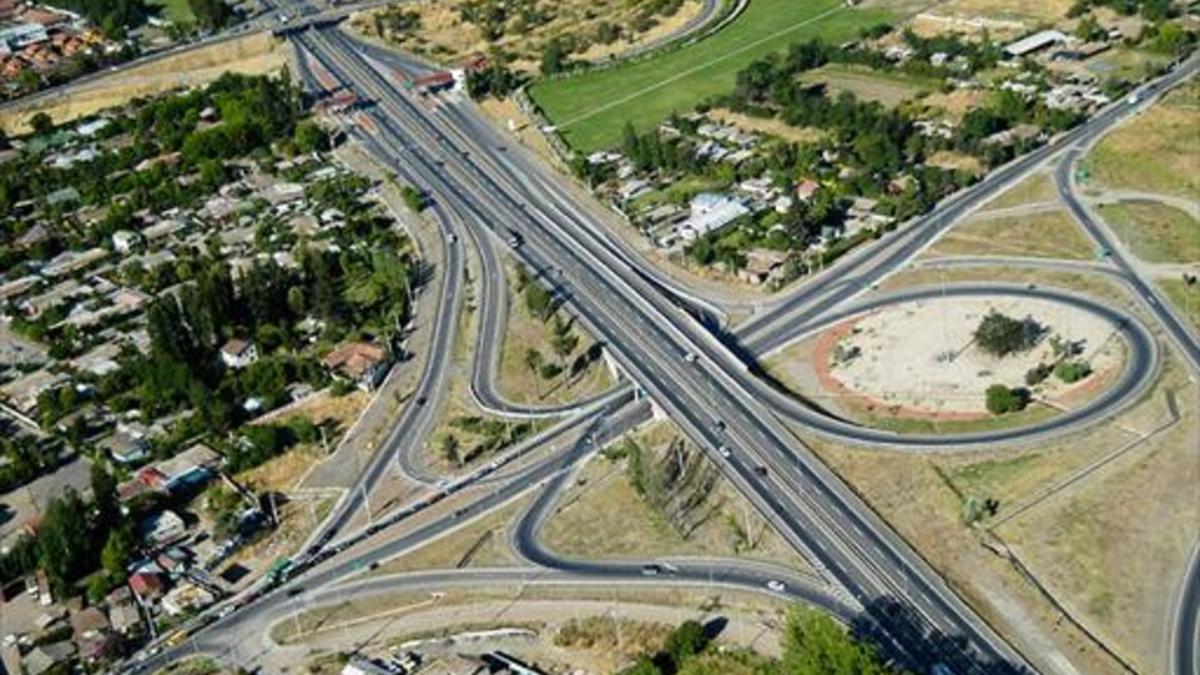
[529,0,896,153]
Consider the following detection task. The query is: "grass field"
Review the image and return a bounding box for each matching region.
[1097,202,1200,264]
[1085,79,1200,198]
[529,0,896,152]
[1159,279,1200,333]
[928,209,1096,260]
[150,0,196,25]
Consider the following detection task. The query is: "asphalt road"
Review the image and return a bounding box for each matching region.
[295,27,1036,673]
[109,20,1199,675]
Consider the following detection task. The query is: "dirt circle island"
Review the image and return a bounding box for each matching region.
[781,294,1130,433]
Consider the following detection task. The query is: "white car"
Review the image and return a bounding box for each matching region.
[717,445,731,459]
[766,579,786,593]
[684,352,697,363]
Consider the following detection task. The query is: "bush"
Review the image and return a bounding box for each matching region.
[985,384,1029,414]
[975,311,1039,357]
[1025,362,1052,386]
[1054,360,1092,383]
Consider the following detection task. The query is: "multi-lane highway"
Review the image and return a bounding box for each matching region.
[109,13,1200,675]
[291,26,1038,674]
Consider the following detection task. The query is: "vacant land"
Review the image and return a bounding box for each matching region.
[928,209,1095,260]
[541,424,809,570]
[0,33,286,134]
[530,0,896,152]
[1159,279,1200,333]
[1085,47,1174,85]
[996,354,1198,675]
[350,0,705,72]
[498,264,615,406]
[1085,80,1200,199]
[980,170,1060,211]
[1097,202,1200,264]
[799,63,935,107]
[707,108,827,145]
[930,0,1075,23]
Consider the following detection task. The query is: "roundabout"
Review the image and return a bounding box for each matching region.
[757,283,1161,449]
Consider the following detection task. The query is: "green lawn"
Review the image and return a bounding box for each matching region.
[529,0,896,152]
[150,0,196,25]
[1098,202,1200,264]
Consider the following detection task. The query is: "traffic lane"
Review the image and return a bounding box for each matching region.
[752,283,1159,448]
[1054,149,1200,371]
[306,32,1028,672]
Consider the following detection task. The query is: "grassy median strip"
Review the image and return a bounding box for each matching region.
[529,0,896,152]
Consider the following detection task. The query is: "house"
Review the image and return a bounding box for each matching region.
[128,571,167,603]
[161,581,214,616]
[1003,30,1070,58]
[111,229,142,253]
[323,341,391,390]
[676,193,749,242]
[106,587,141,635]
[220,338,258,369]
[69,606,110,639]
[144,443,221,494]
[795,179,822,202]
[20,640,74,675]
[137,510,187,547]
[738,249,788,286]
[0,367,68,416]
[103,422,150,464]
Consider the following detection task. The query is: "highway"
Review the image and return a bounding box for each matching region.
[103,14,1199,675]
[292,26,1036,673]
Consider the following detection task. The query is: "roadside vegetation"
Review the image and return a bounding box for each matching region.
[611,609,904,675]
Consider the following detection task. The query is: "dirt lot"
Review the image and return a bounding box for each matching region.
[1085,79,1200,199]
[276,585,792,674]
[923,0,1076,24]
[349,0,705,72]
[823,295,1125,416]
[799,63,934,107]
[927,209,1096,260]
[0,32,286,135]
[708,108,827,145]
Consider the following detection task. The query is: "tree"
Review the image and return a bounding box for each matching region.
[187,0,233,31]
[780,607,895,675]
[36,488,94,596]
[662,620,707,669]
[540,38,570,75]
[29,112,55,137]
[974,311,1037,357]
[437,434,460,466]
[400,184,426,212]
[100,525,136,584]
[985,384,1029,414]
[293,119,328,154]
[90,463,120,535]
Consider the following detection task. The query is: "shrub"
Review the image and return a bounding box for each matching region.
[1025,362,1052,386]
[986,384,1029,414]
[1054,360,1093,383]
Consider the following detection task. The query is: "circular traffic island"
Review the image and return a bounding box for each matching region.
[769,286,1150,439]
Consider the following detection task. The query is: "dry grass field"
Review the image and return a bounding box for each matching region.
[927,209,1096,260]
[1086,80,1200,199]
[350,0,705,72]
[0,32,286,135]
[708,108,828,145]
[799,63,936,107]
[979,170,1060,211]
[1097,202,1200,264]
